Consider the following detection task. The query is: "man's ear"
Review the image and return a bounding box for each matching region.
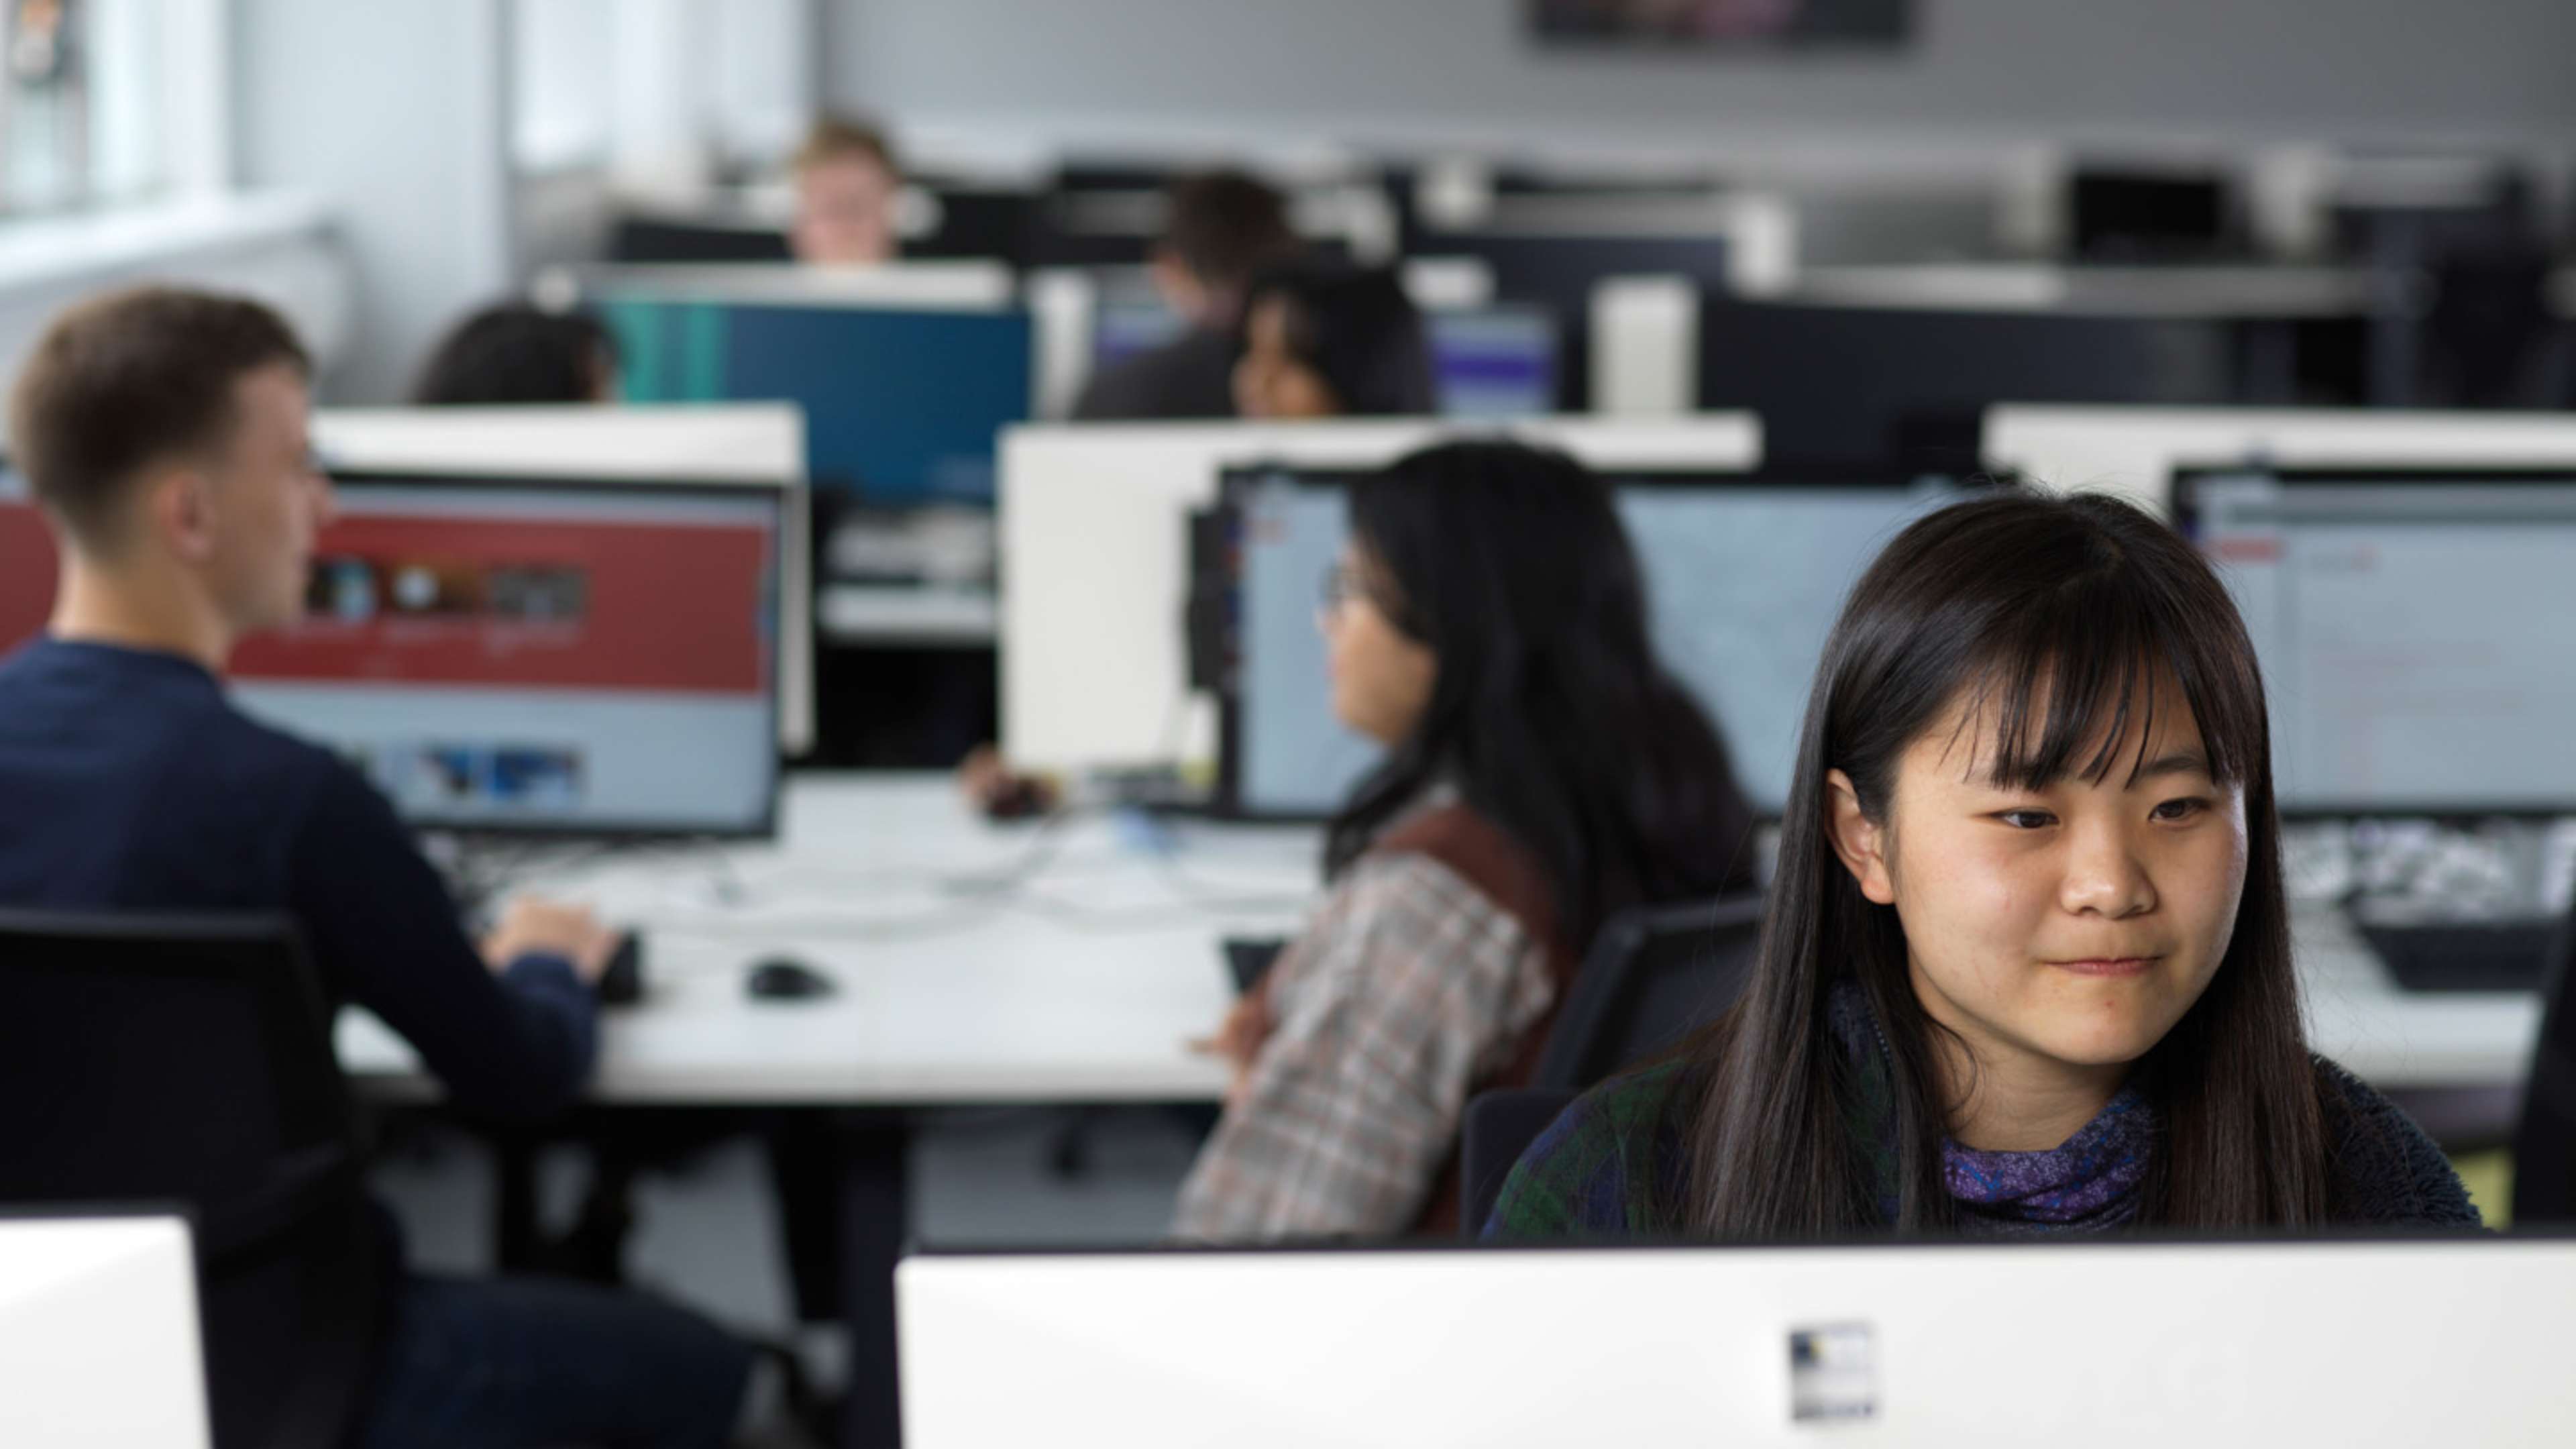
[1824,768,1897,906]
[145,468,218,564]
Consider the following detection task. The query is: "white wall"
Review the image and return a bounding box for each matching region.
[826,0,2576,158]
[232,0,512,405]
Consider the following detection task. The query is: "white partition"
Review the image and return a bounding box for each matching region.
[1000,415,1760,774]
[1986,405,2576,513]
[537,258,1018,311]
[0,1215,209,1449]
[312,404,813,753]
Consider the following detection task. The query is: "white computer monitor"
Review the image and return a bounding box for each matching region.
[998,416,1762,776]
[1982,404,2576,514]
[0,1214,210,1449]
[2178,462,2576,816]
[899,1237,2576,1447]
[311,405,814,755]
[1,458,790,839]
[1214,464,1996,817]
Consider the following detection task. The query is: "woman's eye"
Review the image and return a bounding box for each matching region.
[2152,797,2210,822]
[1995,809,2057,830]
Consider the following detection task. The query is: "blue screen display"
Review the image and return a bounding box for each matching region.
[602,297,1033,504]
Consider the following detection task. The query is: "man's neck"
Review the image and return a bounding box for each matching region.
[49,557,231,672]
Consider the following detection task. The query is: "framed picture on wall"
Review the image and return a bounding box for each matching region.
[1530,0,1912,48]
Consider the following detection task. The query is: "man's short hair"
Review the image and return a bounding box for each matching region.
[1163,170,1299,294]
[793,115,899,178]
[7,286,310,544]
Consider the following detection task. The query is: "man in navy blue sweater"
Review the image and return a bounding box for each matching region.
[0,288,753,1449]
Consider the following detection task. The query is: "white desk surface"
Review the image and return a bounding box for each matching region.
[339,776,1316,1106]
[339,777,2541,1104]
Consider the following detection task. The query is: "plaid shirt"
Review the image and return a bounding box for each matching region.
[1170,846,1560,1242]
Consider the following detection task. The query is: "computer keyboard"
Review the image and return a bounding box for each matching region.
[2357,918,2559,995]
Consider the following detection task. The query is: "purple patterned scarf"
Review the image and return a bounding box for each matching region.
[1831,981,2158,1236]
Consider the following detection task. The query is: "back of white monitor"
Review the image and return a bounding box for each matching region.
[900,1239,2576,1448]
[1986,404,2576,514]
[0,1214,211,1449]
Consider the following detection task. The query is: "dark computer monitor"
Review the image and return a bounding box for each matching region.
[1208,464,2001,820]
[1089,297,1558,419]
[608,215,794,264]
[595,288,1032,504]
[2068,168,2236,263]
[1699,299,2237,470]
[0,468,786,837]
[1419,229,1734,409]
[2173,463,2576,816]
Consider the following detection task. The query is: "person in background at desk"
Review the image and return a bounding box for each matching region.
[788,113,903,268]
[413,302,620,405]
[1488,492,2479,1243]
[0,288,754,1449]
[1073,169,1301,421]
[1172,440,1758,1240]
[1232,259,1438,419]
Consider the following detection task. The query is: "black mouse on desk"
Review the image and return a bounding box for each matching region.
[746,957,835,1002]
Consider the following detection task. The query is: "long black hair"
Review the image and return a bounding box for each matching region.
[1238,261,1438,417]
[414,303,616,406]
[1323,440,1757,951]
[1674,490,2327,1237]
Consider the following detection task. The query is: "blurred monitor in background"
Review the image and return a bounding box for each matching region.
[1073,170,1301,421]
[1530,0,1911,46]
[790,115,904,267]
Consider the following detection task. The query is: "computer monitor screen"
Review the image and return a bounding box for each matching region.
[1090,299,1558,419]
[1700,300,2235,468]
[0,469,784,836]
[1215,466,1994,818]
[597,290,1032,504]
[2176,465,2576,814]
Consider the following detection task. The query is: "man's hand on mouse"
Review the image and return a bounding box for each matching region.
[482,897,617,983]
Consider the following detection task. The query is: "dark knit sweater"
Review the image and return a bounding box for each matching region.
[1484,987,2481,1240]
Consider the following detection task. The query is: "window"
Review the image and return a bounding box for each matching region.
[0,0,225,216]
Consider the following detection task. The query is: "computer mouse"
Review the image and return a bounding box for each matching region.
[747,957,836,1001]
[594,930,646,1006]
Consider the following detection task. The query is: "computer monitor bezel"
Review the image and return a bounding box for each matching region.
[1206,462,2011,824]
[269,468,790,843]
[2171,460,2576,820]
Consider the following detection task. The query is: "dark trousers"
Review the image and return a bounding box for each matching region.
[356,1273,755,1449]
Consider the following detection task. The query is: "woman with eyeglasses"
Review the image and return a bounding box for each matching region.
[1171,439,1758,1241]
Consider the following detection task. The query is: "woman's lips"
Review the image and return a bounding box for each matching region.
[2047,956,2159,978]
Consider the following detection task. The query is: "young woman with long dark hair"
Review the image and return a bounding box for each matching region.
[1487,490,2477,1239]
[1172,440,1758,1240]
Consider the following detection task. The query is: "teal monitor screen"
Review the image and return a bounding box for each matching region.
[601,296,1032,504]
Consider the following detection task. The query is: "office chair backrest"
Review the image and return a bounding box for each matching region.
[0,911,380,1449]
[2513,902,2576,1224]
[1534,893,1764,1092]
[1459,1087,1579,1238]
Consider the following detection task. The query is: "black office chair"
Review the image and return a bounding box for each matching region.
[1459,1087,1578,1238]
[0,911,382,1449]
[1460,893,1766,1235]
[2511,904,2576,1224]
[1532,892,1765,1091]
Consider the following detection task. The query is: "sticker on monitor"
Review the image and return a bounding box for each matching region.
[1788,1322,1878,1424]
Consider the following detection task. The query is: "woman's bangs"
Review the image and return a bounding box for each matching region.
[1949,579,2265,796]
